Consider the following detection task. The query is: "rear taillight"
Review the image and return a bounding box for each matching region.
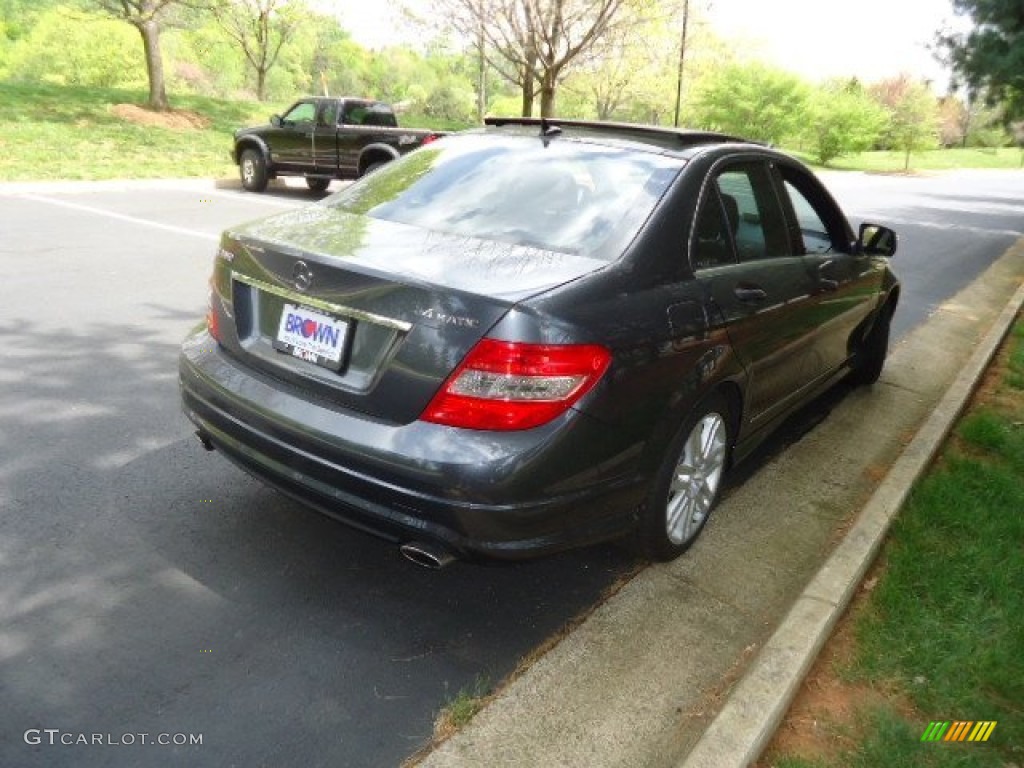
[206,279,221,341]
[422,133,440,145]
[421,339,611,431]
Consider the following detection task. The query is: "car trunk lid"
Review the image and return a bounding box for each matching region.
[210,205,608,424]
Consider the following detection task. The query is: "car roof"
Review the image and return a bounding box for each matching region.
[482,116,766,159]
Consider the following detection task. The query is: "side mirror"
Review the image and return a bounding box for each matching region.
[270,114,282,128]
[858,222,897,258]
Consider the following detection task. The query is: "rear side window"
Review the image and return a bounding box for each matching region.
[692,189,737,270]
[716,170,768,261]
[342,102,398,127]
[318,101,339,127]
[714,164,791,261]
[328,135,684,260]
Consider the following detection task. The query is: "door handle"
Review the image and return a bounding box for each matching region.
[817,260,839,291]
[733,285,767,303]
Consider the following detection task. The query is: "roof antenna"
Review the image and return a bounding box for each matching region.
[539,117,562,138]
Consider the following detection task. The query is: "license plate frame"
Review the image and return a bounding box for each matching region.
[272,303,350,371]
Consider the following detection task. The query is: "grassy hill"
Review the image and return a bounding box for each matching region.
[0,82,283,181]
[1,81,1021,182]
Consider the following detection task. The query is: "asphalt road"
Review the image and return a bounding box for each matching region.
[1,170,1021,768]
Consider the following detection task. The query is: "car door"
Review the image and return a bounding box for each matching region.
[312,100,340,173]
[267,100,317,170]
[772,164,880,376]
[336,101,369,176]
[691,160,825,426]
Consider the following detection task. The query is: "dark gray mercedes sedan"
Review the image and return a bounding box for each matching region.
[179,117,899,567]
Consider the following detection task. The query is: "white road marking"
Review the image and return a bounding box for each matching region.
[180,186,304,208]
[18,193,221,242]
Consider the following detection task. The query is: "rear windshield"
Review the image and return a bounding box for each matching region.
[325,134,684,260]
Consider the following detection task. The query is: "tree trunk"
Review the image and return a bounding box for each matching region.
[257,67,268,102]
[521,65,535,117]
[138,19,169,111]
[540,84,556,117]
[903,145,911,172]
[539,68,557,117]
[521,31,537,117]
[521,88,533,117]
[476,24,486,122]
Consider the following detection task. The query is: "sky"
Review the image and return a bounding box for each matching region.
[705,0,964,86]
[326,0,968,88]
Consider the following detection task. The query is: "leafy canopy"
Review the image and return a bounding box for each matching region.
[939,0,1024,117]
[694,62,808,144]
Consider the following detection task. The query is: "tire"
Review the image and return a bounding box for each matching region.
[361,160,386,176]
[849,303,892,387]
[306,177,330,193]
[636,395,732,561]
[239,148,268,193]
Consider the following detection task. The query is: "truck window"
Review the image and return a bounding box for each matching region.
[342,102,397,127]
[282,101,316,125]
[318,101,339,127]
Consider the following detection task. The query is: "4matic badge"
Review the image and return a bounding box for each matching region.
[418,307,480,328]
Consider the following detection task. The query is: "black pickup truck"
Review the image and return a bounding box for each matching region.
[232,97,443,193]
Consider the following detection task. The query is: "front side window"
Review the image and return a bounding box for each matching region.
[327,135,684,260]
[776,167,850,255]
[784,181,832,253]
[283,102,316,124]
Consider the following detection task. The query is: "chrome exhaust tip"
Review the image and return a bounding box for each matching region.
[195,430,215,452]
[400,541,456,570]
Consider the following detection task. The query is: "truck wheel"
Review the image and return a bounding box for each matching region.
[240,148,268,193]
[306,178,330,193]
[362,161,386,176]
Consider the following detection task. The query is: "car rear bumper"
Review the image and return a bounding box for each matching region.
[178,329,644,560]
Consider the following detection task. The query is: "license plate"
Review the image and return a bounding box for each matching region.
[273,303,349,370]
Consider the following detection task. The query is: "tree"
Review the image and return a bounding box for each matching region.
[435,0,635,117]
[869,75,940,170]
[91,0,193,110]
[937,0,1024,118]
[807,81,887,165]
[4,6,144,88]
[559,0,716,124]
[938,89,1013,147]
[693,62,808,144]
[212,0,304,101]
[0,0,66,40]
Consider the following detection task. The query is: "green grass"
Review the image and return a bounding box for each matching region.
[436,676,491,732]
[830,322,1024,766]
[0,81,282,181]
[764,322,1024,768]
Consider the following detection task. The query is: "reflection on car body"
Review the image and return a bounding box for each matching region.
[180,117,899,567]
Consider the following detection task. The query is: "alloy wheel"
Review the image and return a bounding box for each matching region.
[665,412,727,545]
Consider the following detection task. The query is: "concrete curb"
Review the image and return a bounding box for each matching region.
[679,281,1024,768]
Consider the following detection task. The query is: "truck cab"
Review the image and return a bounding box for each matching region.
[233,97,440,193]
